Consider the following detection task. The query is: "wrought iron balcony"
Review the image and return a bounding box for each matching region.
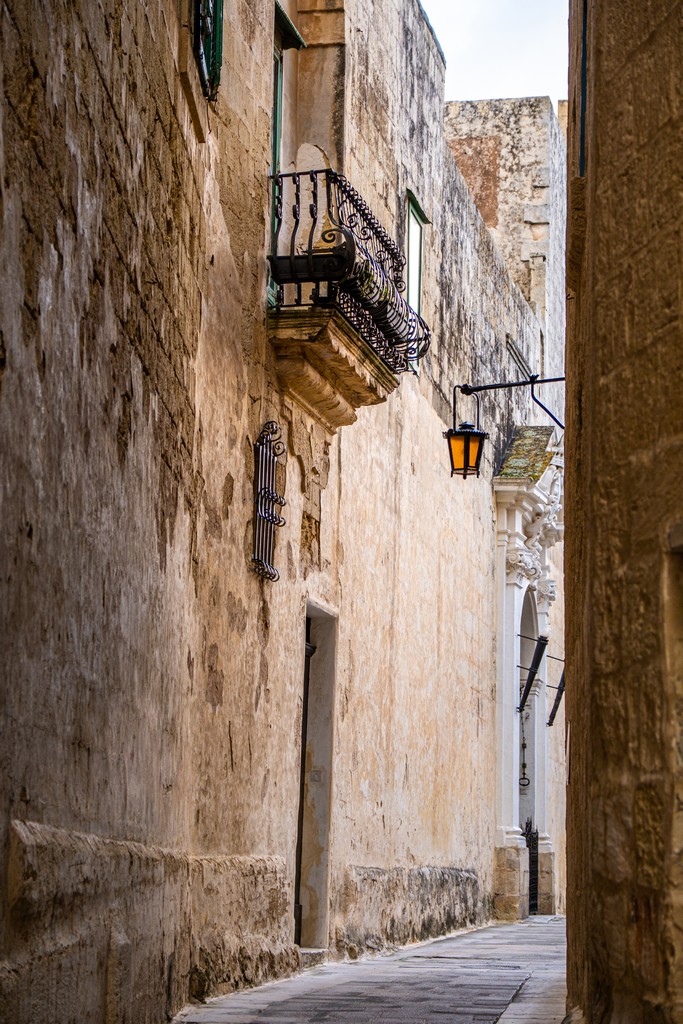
[268,169,431,375]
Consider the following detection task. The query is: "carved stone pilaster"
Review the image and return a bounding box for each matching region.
[537,578,557,615]
[494,428,564,894]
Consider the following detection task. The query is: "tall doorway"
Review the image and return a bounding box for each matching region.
[294,608,336,948]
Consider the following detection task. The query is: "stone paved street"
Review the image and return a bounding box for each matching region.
[174,916,566,1023]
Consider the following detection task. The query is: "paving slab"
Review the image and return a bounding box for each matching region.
[174,915,566,1024]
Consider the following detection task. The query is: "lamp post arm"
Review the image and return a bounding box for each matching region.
[530,379,565,430]
[547,669,566,727]
[458,374,565,430]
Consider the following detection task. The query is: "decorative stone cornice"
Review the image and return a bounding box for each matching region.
[495,437,564,583]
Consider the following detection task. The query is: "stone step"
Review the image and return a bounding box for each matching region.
[299,947,328,969]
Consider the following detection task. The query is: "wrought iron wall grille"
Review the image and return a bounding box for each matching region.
[268,169,431,374]
[252,422,286,582]
[194,0,223,101]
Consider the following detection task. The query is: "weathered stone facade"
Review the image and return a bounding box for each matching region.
[0,1,567,1020]
[445,96,567,360]
[564,0,682,1021]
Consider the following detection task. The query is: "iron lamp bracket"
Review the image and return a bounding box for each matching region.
[458,373,566,430]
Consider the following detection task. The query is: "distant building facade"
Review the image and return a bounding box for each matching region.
[0,1,567,1020]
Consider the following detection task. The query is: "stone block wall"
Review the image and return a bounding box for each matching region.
[0,1,300,1019]
[444,97,566,391]
[537,850,556,916]
[493,846,530,921]
[565,0,682,1019]
[323,0,567,941]
[336,865,481,952]
[3,820,297,1016]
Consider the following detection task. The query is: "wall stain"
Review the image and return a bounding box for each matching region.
[0,330,6,394]
[222,473,234,518]
[205,643,224,710]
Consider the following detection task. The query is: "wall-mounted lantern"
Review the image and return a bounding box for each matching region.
[445,374,566,479]
[444,388,488,478]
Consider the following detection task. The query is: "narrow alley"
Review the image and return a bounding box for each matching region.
[174,916,566,1023]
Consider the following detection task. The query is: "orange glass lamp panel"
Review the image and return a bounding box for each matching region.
[446,423,486,478]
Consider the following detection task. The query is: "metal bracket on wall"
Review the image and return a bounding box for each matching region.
[252,421,286,583]
[518,632,566,727]
[517,634,549,712]
[547,670,565,727]
[460,373,565,430]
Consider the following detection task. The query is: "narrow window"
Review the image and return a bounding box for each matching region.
[268,39,285,308]
[406,193,428,316]
[272,2,306,175]
[405,192,428,370]
[271,42,284,176]
[269,5,306,305]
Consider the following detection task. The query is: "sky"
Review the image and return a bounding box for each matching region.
[418,0,569,111]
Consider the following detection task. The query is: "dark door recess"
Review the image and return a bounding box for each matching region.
[523,817,539,914]
[294,617,316,945]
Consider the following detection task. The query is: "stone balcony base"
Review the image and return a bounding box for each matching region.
[267,306,399,435]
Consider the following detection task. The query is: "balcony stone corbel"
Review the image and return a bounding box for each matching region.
[268,305,399,436]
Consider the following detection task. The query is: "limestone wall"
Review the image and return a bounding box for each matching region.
[444,99,562,334]
[565,0,682,1019]
[0,1,297,1019]
[317,0,567,943]
[0,0,567,1020]
[544,542,567,914]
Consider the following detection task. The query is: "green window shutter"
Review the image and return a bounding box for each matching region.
[275,1,307,51]
[194,0,224,101]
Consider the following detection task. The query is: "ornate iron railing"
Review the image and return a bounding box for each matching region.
[268,169,431,374]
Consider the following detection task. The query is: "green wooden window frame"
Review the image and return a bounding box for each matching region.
[194,0,224,101]
[268,5,306,306]
[271,5,306,176]
[275,2,307,53]
[271,44,284,176]
[268,43,285,307]
[407,193,428,316]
